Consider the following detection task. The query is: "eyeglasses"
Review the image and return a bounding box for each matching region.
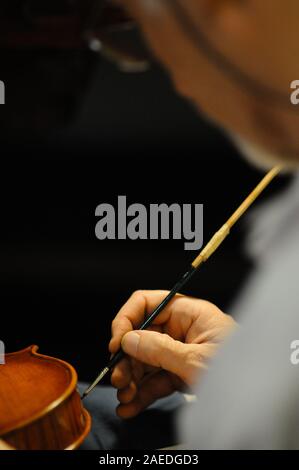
[85,0,152,72]
[0,0,152,73]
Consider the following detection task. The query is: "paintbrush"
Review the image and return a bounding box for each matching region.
[81,165,281,400]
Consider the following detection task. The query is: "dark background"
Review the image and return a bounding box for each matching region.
[0,51,288,382]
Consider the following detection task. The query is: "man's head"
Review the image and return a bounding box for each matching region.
[118,0,299,168]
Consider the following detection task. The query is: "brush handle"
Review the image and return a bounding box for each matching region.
[192,165,282,269]
[107,349,125,370]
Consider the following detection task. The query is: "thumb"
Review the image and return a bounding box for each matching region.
[121,330,203,384]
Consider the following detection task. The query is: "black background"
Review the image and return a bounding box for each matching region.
[0,51,288,382]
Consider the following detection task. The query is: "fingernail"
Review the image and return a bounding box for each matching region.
[122,332,140,356]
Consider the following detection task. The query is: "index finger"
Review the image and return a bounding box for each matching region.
[109,290,175,354]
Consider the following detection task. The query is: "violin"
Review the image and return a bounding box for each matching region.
[0,346,91,450]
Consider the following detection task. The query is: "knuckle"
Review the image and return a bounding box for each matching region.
[111,369,126,388]
[226,314,236,327]
[111,318,119,333]
[186,347,201,369]
[183,348,202,384]
[131,289,144,299]
[160,333,170,348]
[110,372,119,388]
[157,334,173,360]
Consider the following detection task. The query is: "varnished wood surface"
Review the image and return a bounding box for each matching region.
[0,346,91,450]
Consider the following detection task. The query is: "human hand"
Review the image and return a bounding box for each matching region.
[109,290,236,418]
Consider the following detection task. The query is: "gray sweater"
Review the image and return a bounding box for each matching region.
[179,174,299,449]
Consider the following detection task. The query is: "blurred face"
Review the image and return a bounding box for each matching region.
[119,0,299,167]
